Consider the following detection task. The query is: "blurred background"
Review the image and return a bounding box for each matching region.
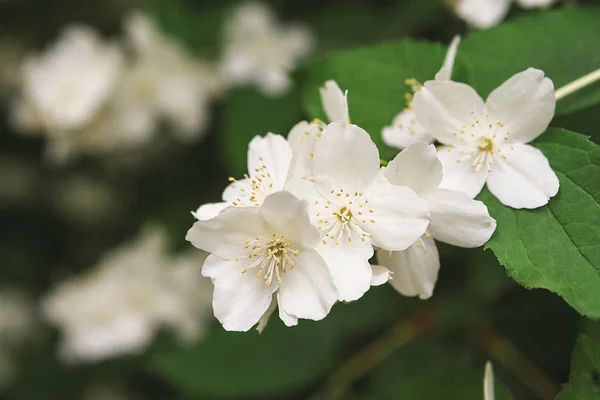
[0,0,599,399]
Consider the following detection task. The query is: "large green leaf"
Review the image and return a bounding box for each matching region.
[300,39,453,161]
[556,335,600,399]
[460,6,600,115]
[479,128,600,318]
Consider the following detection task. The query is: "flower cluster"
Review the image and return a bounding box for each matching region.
[10,3,311,163]
[450,0,558,29]
[41,228,213,363]
[188,34,561,331]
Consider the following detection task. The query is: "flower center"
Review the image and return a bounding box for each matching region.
[228,157,276,207]
[477,137,494,153]
[239,234,300,288]
[316,192,374,246]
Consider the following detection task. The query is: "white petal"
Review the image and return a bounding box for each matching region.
[278,299,299,327]
[259,191,320,246]
[247,132,293,190]
[437,146,489,198]
[286,120,322,181]
[363,172,430,251]
[320,80,350,124]
[485,68,555,144]
[256,296,277,333]
[487,143,559,209]
[371,264,392,286]
[256,69,291,97]
[455,0,511,29]
[313,121,380,195]
[381,110,433,150]
[424,188,496,247]
[516,0,556,9]
[385,142,442,195]
[191,202,229,221]
[186,206,266,259]
[377,235,440,300]
[278,248,337,321]
[434,35,461,81]
[484,362,495,400]
[413,80,485,146]
[317,240,374,302]
[203,255,276,332]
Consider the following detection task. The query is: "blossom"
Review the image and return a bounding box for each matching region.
[382,36,461,150]
[186,191,337,331]
[377,142,496,299]
[484,362,495,400]
[287,121,430,301]
[192,132,293,220]
[412,68,559,209]
[41,228,213,363]
[219,2,313,96]
[124,11,222,140]
[13,25,123,136]
[451,0,558,29]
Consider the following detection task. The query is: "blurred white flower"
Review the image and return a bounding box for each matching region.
[187,191,337,331]
[451,0,558,29]
[124,11,222,141]
[192,132,292,220]
[13,25,123,135]
[220,2,313,96]
[377,142,496,299]
[382,36,461,150]
[42,228,213,363]
[412,68,558,209]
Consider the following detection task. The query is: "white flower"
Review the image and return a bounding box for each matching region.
[377,142,496,299]
[287,121,430,301]
[412,68,559,209]
[41,228,213,363]
[219,2,313,96]
[484,361,495,400]
[192,132,293,220]
[186,191,337,332]
[382,36,461,150]
[124,11,222,140]
[15,25,123,134]
[452,0,558,29]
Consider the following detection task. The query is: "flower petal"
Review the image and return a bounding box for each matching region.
[186,206,266,259]
[363,172,429,251]
[278,298,299,327]
[259,191,320,246]
[256,296,277,333]
[516,0,556,9]
[484,362,495,400]
[424,188,496,247]
[381,110,433,150]
[317,239,373,302]
[437,146,489,198]
[376,236,440,300]
[371,264,392,286]
[454,0,511,29]
[278,248,337,321]
[202,254,276,332]
[247,132,293,190]
[320,80,350,124]
[191,202,229,221]
[313,121,380,195]
[413,80,485,146]
[487,143,559,209]
[485,68,555,144]
[286,120,322,181]
[434,35,461,81]
[385,142,442,195]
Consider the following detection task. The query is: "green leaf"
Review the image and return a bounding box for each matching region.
[556,335,600,399]
[460,7,600,115]
[223,87,304,177]
[300,39,453,161]
[380,369,512,400]
[149,319,335,399]
[479,128,600,318]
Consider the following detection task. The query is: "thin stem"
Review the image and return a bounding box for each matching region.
[474,323,559,400]
[310,309,435,400]
[555,68,600,101]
